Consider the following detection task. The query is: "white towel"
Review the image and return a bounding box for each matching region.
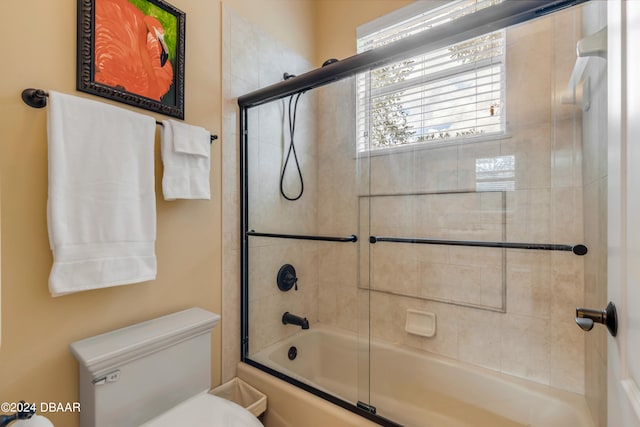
[160,119,211,200]
[47,91,157,296]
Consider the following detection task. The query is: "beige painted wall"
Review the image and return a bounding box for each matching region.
[0,1,221,426]
[313,0,413,65]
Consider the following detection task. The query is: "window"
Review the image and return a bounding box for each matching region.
[357,0,506,152]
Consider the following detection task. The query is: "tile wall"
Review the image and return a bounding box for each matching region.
[221,5,317,380]
[315,10,587,394]
[581,2,608,425]
[223,4,597,399]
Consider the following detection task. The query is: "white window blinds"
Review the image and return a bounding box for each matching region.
[356,0,506,152]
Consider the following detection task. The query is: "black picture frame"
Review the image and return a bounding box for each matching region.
[77,0,186,119]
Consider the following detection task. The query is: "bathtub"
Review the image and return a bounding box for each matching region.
[248,325,595,427]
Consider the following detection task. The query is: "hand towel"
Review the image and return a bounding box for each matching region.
[160,119,211,200]
[47,91,157,296]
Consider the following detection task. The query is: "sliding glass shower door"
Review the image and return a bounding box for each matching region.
[241,77,374,414]
[358,3,602,425]
[239,1,604,426]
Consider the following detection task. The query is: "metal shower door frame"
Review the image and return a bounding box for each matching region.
[238,1,592,426]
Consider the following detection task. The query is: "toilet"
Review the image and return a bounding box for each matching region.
[70,308,262,427]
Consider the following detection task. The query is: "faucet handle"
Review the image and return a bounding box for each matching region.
[277,264,298,292]
[575,317,594,331]
[575,301,617,337]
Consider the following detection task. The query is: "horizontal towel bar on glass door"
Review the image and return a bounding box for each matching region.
[247,230,358,243]
[368,236,588,256]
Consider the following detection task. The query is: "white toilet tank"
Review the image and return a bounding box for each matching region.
[70,308,220,427]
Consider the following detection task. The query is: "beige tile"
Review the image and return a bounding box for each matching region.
[551,187,584,243]
[585,346,607,426]
[222,192,240,252]
[227,19,260,87]
[457,139,502,191]
[550,9,581,123]
[335,283,359,332]
[550,252,583,300]
[317,151,358,233]
[480,263,505,310]
[505,20,552,128]
[500,313,550,384]
[448,246,503,268]
[550,321,585,393]
[506,14,551,47]
[318,284,337,326]
[506,251,551,320]
[222,248,241,382]
[447,263,483,306]
[501,124,551,190]
[370,195,416,233]
[506,189,551,243]
[413,146,460,193]
[369,292,402,344]
[550,117,582,189]
[371,244,419,296]
[369,150,416,194]
[417,262,451,301]
[318,243,358,285]
[458,309,503,371]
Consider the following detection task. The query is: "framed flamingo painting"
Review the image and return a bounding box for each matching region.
[77,0,186,119]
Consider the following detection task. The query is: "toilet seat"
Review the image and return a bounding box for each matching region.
[140,393,263,427]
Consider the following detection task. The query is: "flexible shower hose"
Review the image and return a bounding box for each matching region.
[280,91,304,201]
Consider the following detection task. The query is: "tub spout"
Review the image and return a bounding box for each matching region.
[282,312,309,329]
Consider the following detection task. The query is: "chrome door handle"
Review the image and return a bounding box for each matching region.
[575,301,617,337]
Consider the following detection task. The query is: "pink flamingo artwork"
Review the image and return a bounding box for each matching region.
[94,0,174,101]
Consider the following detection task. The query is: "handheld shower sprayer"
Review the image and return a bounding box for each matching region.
[279,59,338,202]
[280,71,305,201]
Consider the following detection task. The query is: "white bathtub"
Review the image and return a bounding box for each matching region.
[249,325,595,427]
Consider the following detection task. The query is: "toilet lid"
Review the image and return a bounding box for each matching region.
[140,393,263,427]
